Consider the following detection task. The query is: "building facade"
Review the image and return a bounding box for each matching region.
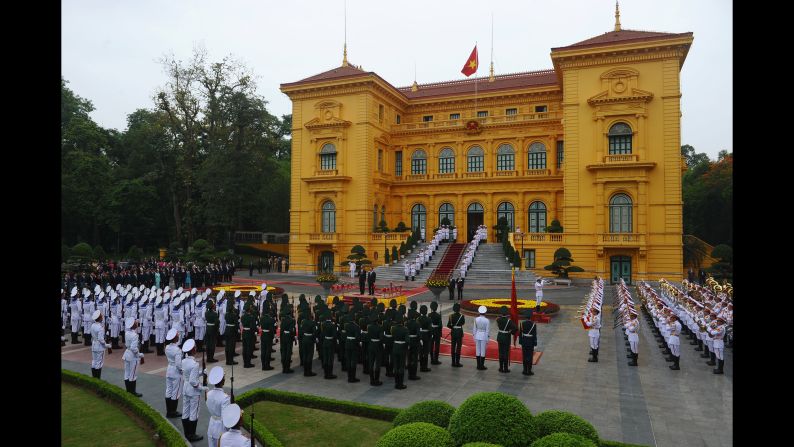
[281,21,693,283]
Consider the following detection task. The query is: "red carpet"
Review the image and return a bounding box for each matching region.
[431,243,465,278]
[438,327,542,365]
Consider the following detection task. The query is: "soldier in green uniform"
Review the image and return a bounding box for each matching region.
[358,309,370,374]
[390,314,408,389]
[344,314,361,382]
[518,309,537,376]
[496,306,517,373]
[406,303,421,380]
[320,311,338,379]
[382,305,394,377]
[300,308,318,376]
[260,295,276,371]
[429,301,443,365]
[446,303,465,367]
[418,305,432,372]
[313,296,324,355]
[367,313,384,386]
[279,304,296,373]
[241,305,257,368]
[224,300,239,365]
[336,304,347,371]
[204,299,219,363]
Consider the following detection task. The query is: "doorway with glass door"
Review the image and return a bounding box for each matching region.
[610,255,631,284]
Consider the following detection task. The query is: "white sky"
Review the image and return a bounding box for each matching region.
[62,0,731,159]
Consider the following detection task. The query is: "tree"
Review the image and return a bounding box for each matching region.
[683,235,709,270]
[544,248,585,278]
[546,219,563,233]
[708,244,733,280]
[377,219,390,233]
[440,217,451,226]
[392,246,399,262]
[493,216,509,243]
[342,245,372,268]
[681,144,710,168]
[71,242,93,261]
[395,221,408,232]
[682,146,732,246]
[127,245,144,261]
[93,245,107,261]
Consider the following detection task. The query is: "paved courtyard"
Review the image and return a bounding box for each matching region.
[62,272,732,446]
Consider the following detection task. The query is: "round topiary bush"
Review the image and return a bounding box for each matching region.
[71,242,93,260]
[375,422,454,447]
[448,392,538,447]
[530,433,597,447]
[462,443,504,447]
[393,400,456,429]
[534,410,599,443]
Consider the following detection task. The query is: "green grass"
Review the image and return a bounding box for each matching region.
[246,400,393,447]
[61,383,157,447]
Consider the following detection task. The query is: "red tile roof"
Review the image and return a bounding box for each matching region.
[397,70,559,99]
[281,64,369,88]
[552,29,693,51]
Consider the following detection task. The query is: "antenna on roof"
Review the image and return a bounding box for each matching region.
[614,0,622,32]
[489,11,495,82]
[342,0,349,66]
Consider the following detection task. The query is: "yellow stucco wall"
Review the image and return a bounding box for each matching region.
[282,31,692,283]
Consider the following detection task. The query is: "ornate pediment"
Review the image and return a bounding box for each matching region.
[304,116,351,130]
[588,67,653,106]
[588,87,653,105]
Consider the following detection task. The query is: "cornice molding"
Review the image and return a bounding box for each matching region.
[588,88,653,106]
[304,116,352,130]
[555,47,688,70]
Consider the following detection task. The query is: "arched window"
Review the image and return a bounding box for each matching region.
[497,202,515,231]
[467,146,484,172]
[528,201,547,233]
[439,148,455,174]
[608,123,632,155]
[411,149,427,174]
[527,142,547,169]
[439,203,454,226]
[320,143,337,170]
[609,194,633,233]
[373,205,379,231]
[411,204,427,231]
[322,201,336,233]
[496,144,515,171]
[467,203,484,213]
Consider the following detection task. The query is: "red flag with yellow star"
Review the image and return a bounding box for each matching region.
[461,45,478,77]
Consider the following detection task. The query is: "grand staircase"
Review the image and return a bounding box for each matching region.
[457,242,536,286]
[429,243,465,279]
[372,241,451,282]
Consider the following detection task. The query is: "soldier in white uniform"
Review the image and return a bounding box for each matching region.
[180,338,207,442]
[171,297,185,345]
[154,297,167,356]
[108,293,122,349]
[82,292,95,346]
[452,227,458,242]
[585,308,601,362]
[139,297,153,353]
[122,317,144,397]
[349,261,356,278]
[194,296,206,353]
[219,404,250,447]
[69,288,82,344]
[404,262,410,281]
[61,290,69,346]
[218,294,227,348]
[90,310,112,379]
[709,318,726,375]
[410,262,417,281]
[473,305,490,370]
[164,328,183,418]
[667,315,682,370]
[420,227,425,242]
[206,366,231,447]
[626,313,640,366]
[534,278,545,310]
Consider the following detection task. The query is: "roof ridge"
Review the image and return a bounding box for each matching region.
[396,69,556,91]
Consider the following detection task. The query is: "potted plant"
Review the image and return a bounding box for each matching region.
[425,275,449,301]
[392,246,399,265]
[316,272,339,295]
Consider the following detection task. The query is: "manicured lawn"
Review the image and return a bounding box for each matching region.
[61,383,157,447]
[247,401,393,447]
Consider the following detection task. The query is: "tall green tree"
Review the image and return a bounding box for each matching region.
[682,145,732,246]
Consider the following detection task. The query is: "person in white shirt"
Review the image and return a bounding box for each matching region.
[180,338,207,442]
[473,306,490,370]
[164,328,183,418]
[206,366,231,447]
[585,308,601,362]
[219,404,250,446]
[534,278,545,311]
[667,315,682,371]
[709,318,726,375]
[349,261,356,278]
[90,310,112,379]
[69,289,82,344]
[122,317,144,397]
[626,313,640,367]
[404,262,410,281]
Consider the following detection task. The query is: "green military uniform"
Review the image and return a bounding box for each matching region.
[496,306,517,373]
[391,315,408,389]
[321,313,338,379]
[429,301,443,365]
[344,315,361,382]
[406,306,421,380]
[383,300,397,376]
[518,309,537,376]
[446,303,465,367]
[358,312,370,374]
[300,316,318,376]
[260,304,276,371]
[204,301,219,363]
[336,305,347,371]
[280,306,296,373]
[367,314,383,386]
[241,307,257,368]
[225,300,239,365]
[297,295,308,366]
[418,305,432,372]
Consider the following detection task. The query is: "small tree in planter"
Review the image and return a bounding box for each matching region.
[440,217,451,227]
[395,221,408,233]
[378,220,390,233]
[544,247,584,278]
[341,245,372,273]
[546,219,564,233]
[316,272,339,295]
[493,216,509,243]
[411,227,421,245]
[426,275,449,301]
[708,244,733,281]
[385,250,391,264]
[71,242,93,261]
[399,241,406,256]
[392,246,399,263]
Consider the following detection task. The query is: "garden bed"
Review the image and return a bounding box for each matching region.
[460,298,560,317]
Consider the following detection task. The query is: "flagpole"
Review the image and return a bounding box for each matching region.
[474,41,478,119]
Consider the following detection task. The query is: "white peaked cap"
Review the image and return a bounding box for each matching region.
[94,285,101,293]
[106,286,112,293]
[181,339,196,353]
[166,328,178,341]
[155,297,163,306]
[126,296,133,305]
[164,286,170,292]
[218,291,225,298]
[125,317,136,329]
[222,404,242,429]
[249,291,255,296]
[478,305,488,314]
[208,366,224,385]
[177,287,183,294]
[261,283,267,290]
[139,284,145,291]
[195,296,202,306]
[98,292,104,300]
[71,288,78,297]
[126,284,132,291]
[191,288,197,294]
[92,310,101,321]
[234,291,241,298]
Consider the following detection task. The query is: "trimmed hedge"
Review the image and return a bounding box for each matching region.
[598,440,649,447]
[447,392,538,447]
[61,369,185,446]
[240,411,283,447]
[393,400,455,429]
[236,388,400,422]
[462,443,504,447]
[531,433,597,447]
[376,422,454,447]
[534,410,599,443]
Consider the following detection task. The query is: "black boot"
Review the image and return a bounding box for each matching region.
[186,420,203,442]
[180,418,188,437]
[695,339,704,351]
[700,346,710,358]
[453,353,462,367]
[84,333,91,346]
[396,373,407,389]
[707,352,716,366]
[141,341,150,353]
[71,333,79,344]
[96,368,102,379]
[504,358,510,373]
[628,352,638,366]
[527,361,534,375]
[587,348,597,362]
[168,399,181,418]
[522,361,530,376]
[669,355,680,370]
[373,367,382,386]
[90,368,96,378]
[130,380,142,397]
[124,380,131,392]
[304,361,317,377]
[713,359,724,374]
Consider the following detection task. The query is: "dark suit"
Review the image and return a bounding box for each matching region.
[359,271,367,295]
[456,278,464,300]
[448,278,456,300]
[367,271,377,295]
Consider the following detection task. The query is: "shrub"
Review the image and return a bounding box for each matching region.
[71,242,93,260]
[395,221,408,232]
[546,219,564,233]
[392,246,399,262]
[235,388,400,421]
[534,411,599,443]
[448,392,538,447]
[531,433,597,447]
[126,245,143,261]
[462,444,503,447]
[385,251,391,264]
[399,242,406,255]
[393,400,455,429]
[376,422,454,447]
[93,245,107,261]
[62,243,71,262]
[192,239,210,251]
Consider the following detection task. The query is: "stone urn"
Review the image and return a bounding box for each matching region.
[428,285,446,301]
[319,281,335,295]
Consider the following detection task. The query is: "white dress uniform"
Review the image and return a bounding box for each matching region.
[206,367,231,447]
[154,304,167,344]
[668,320,681,357]
[219,429,249,447]
[404,262,410,280]
[194,299,206,342]
[140,300,153,344]
[218,299,227,337]
[709,324,725,360]
[61,297,69,332]
[181,354,207,422]
[70,297,82,335]
[83,299,95,337]
[626,318,640,354]
[90,317,109,369]
[410,263,417,280]
[534,280,544,305]
[122,323,143,381]
[165,339,183,401]
[585,314,601,349]
[473,312,490,357]
[171,303,185,344]
[349,262,356,278]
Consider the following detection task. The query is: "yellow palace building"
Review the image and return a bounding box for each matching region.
[281,12,693,283]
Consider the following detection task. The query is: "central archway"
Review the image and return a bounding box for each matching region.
[466,202,484,241]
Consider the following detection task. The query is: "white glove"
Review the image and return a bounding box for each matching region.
[138,353,144,358]
[105,343,112,348]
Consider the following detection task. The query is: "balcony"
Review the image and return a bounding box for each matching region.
[434,172,457,180]
[524,169,551,176]
[315,169,339,176]
[512,232,564,244]
[391,110,562,133]
[494,170,516,177]
[370,232,411,243]
[599,233,644,246]
[462,171,487,179]
[406,173,429,181]
[308,233,338,244]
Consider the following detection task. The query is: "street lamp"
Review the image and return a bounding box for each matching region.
[514,226,526,271]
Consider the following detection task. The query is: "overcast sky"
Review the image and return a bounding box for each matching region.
[62,0,731,159]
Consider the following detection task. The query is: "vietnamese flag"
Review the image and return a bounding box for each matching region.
[461,45,478,77]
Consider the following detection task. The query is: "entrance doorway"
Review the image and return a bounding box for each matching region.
[318,251,334,274]
[610,256,631,284]
[467,202,484,241]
